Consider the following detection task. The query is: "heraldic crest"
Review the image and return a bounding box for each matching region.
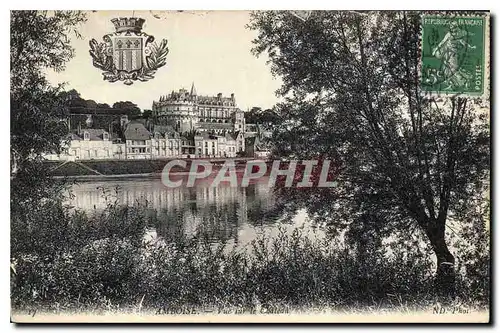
[89,17,169,85]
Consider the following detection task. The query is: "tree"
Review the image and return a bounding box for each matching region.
[248,11,489,295]
[245,106,280,128]
[85,99,98,109]
[97,103,111,109]
[59,89,81,102]
[259,108,280,128]
[11,10,86,208]
[244,107,262,124]
[112,101,141,116]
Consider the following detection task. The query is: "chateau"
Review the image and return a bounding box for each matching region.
[152,83,246,134]
[43,84,274,161]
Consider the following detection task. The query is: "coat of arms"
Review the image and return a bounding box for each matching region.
[89,17,169,85]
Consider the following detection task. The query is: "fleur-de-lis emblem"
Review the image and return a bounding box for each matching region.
[89,17,169,85]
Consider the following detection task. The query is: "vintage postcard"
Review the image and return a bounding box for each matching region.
[10,10,490,323]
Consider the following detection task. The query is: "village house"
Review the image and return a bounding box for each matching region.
[194,133,219,158]
[245,135,271,159]
[123,121,152,160]
[224,133,237,158]
[44,129,117,161]
[150,125,182,158]
[233,131,245,154]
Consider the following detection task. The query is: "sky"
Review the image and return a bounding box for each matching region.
[45,10,282,111]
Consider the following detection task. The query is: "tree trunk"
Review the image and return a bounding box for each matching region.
[425,222,456,299]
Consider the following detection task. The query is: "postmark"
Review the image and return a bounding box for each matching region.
[420,15,486,97]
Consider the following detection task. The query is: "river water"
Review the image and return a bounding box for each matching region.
[68,177,326,248]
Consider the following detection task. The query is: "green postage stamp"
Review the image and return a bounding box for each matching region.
[420,15,488,96]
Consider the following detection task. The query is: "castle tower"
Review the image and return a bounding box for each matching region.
[233,109,245,132]
[190,82,197,96]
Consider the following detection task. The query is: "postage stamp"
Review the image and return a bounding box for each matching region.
[420,15,487,96]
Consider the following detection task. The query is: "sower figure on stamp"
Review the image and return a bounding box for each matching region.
[431,21,476,91]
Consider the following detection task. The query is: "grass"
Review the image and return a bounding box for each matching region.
[10,196,490,315]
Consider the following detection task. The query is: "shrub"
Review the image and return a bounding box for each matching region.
[11,199,490,313]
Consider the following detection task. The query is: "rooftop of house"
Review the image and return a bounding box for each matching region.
[68,133,82,140]
[195,132,219,141]
[72,129,110,141]
[123,122,151,141]
[225,133,236,141]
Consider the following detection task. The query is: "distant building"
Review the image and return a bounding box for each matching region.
[152,83,246,133]
[44,85,275,161]
[194,133,219,158]
[150,126,182,158]
[233,131,245,153]
[123,121,152,159]
[224,133,237,158]
[194,132,239,158]
[245,136,271,159]
[44,129,118,161]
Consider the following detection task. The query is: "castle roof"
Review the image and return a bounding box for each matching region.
[156,84,236,106]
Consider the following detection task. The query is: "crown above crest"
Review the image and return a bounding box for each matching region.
[111,17,145,33]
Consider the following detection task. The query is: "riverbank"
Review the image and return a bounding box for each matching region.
[11,180,490,319]
[44,158,261,179]
[11,197,489,319]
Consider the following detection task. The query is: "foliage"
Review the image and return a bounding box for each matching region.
[11,197,489,312]
[245,107,280,124]
[11,11,86,174]
[112,101,141,116]
[247,11,490,292]
[145,39,170,73]
[58,88,141,116]
[10,10,87,215]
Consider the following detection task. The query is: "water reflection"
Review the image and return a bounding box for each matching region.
[68,178,304,246]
